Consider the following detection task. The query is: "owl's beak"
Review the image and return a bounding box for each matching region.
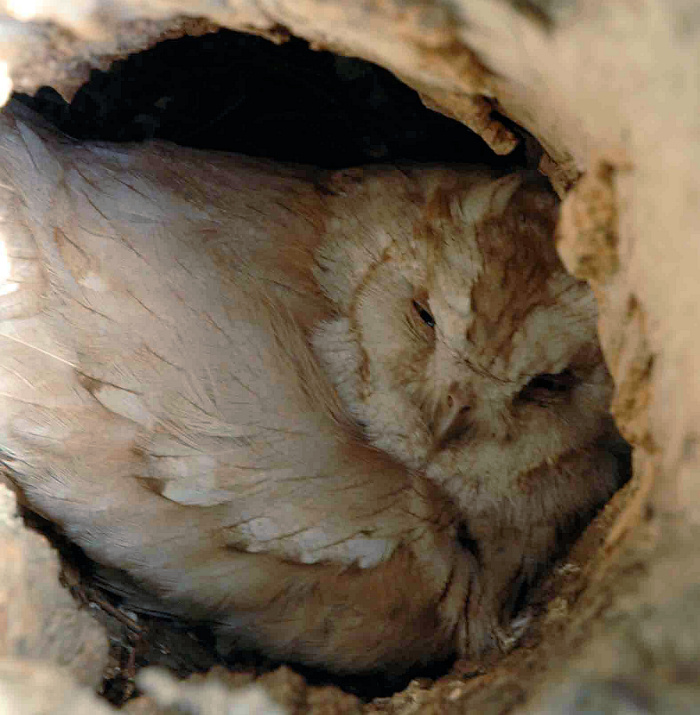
[433,387,472,445]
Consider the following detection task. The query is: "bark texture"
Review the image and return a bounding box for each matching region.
[0,0,698,711]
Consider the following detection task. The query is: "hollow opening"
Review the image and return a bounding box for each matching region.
[10,26,633,712]
[19,29,531,169]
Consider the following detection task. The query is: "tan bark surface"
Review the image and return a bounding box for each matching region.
[0,484,108,685]
[0,0,698,711]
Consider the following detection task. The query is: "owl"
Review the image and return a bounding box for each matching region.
[0,101,623,674]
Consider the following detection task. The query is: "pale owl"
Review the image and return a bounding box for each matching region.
[0,101,624,674]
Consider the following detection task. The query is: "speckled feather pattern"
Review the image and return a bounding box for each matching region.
[0,101,623,673]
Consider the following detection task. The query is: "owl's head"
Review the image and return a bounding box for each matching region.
[313,167,615,504]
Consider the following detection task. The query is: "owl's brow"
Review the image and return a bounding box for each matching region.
[464,354,513,385]
[438,331,514,385]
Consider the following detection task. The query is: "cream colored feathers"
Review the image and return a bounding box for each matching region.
[0,101,623,673]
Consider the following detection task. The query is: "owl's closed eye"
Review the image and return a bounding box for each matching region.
[314,168,624,653]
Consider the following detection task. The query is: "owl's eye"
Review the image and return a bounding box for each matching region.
[412,300,435,328]
[519,368,578,402]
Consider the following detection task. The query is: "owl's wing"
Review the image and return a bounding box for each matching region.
[0,101,442,576]
[0,103,475,672]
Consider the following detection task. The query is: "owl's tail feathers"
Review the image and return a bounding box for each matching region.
[82,495,472,676]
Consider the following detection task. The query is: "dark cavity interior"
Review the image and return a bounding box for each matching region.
[18,29,533,169]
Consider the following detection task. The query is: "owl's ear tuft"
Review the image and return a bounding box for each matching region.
[425,186,458,224]
[416,185,466,262]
